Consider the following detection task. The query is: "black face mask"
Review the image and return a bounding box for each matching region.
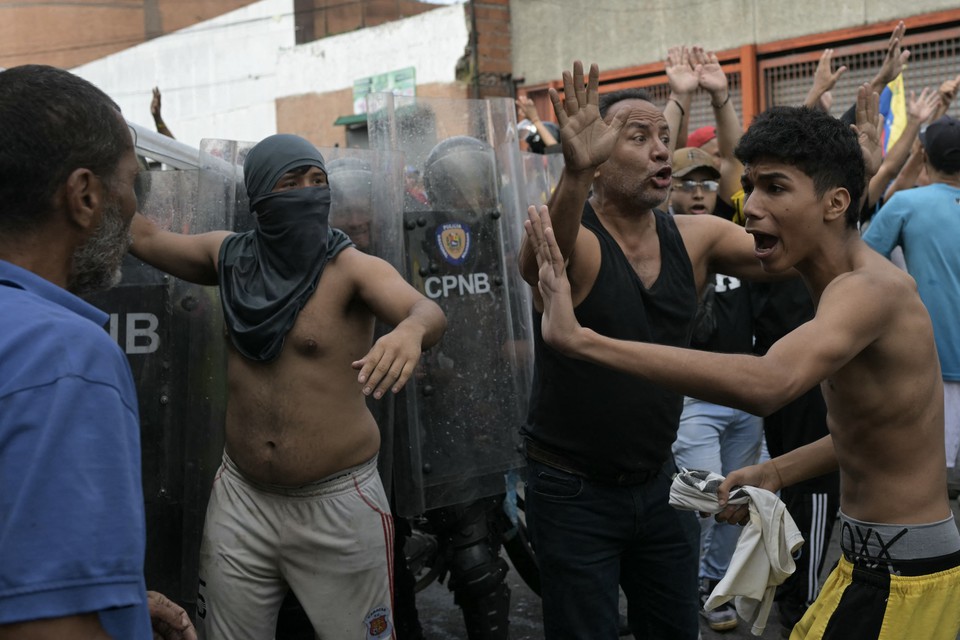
[253,186,333,271]
[217,136,353,362]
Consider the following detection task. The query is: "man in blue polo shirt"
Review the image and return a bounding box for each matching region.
[0,65,194,640]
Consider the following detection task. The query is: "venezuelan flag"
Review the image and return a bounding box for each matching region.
[879,73,907,154]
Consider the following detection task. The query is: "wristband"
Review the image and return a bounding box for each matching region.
[668,98,686,118]
[711,93,731,109]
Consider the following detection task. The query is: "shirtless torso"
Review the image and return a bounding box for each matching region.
[815,247,946,524]
[224,248,385,485]
[131,175,444,487]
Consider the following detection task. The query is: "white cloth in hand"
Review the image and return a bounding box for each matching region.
[668,469,805,636]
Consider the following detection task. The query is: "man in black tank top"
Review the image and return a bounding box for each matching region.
[528,89,960,640]
[517,61,785,639]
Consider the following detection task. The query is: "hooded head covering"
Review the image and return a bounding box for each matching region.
[217,134,353,361]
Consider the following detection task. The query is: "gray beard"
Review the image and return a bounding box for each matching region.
[68,199,132,296]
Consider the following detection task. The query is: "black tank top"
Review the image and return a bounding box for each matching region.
[524,203,697,473]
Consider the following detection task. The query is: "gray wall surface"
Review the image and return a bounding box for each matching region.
[511,0,959,86]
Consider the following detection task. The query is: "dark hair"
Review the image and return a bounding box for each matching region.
[0,65,130,235]
[598,87,653,120]
[735,106,864,228]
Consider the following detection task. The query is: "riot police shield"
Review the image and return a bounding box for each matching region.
[198,138,255,233]
[520,150,565,207]
[367,93,534,516]
[324,148,405,271]
[83,161,227,615]
[324,148,405,497]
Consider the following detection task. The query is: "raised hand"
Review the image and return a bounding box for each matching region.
[853,83,883,178]
[516,95,542,123]
[524,205,582,354]
[665,46,699,96]
[813,49,847,96]
[151,87,163,121]
[872,21,910,90]
[548,61,629,173]
[907,86,940,125]
[938,74,960,111]
[691,47,728,102]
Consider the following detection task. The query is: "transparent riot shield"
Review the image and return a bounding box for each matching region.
[83,165,227,615]
[198,138,256,233]
[367,93,534,516]
[520,151,565,207]
[323,147,406,498]
[324,147,405,273]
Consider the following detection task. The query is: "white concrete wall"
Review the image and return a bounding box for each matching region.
[511,0,960,86]
[276,5,468,100]
[74,0,295,148]
[73,1,469,148]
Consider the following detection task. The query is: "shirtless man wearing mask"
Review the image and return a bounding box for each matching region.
[130,134,446,640]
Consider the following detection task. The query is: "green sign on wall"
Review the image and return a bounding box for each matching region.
[353,67,416,114]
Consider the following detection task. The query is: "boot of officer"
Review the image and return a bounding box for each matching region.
[420,135,511,640]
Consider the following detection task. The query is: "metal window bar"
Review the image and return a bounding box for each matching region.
[763,33,960,120]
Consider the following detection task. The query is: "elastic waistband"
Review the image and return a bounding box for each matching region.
[221,452,379,497]
[524,438,659,486]
[839,510,960,573]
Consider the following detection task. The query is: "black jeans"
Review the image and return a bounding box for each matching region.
[524,458,700,639]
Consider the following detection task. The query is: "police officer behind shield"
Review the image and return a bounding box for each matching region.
[415,135,515,640]
[129,134,446,640]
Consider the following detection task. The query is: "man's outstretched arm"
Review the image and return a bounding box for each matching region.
[130,212,230,286]
[526,205,889,417]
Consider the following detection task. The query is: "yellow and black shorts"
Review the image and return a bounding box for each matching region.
[790,551,960,639]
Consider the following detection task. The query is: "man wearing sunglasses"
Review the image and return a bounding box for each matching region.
[669,147,722,217]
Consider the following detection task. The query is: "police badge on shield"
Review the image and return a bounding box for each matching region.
[436,222,471,265]
[363,606,393,638]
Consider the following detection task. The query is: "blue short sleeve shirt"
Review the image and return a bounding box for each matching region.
[863,184,960,380]
[0,260,151,638]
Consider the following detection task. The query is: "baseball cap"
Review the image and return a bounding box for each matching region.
[686,125,717,149]
[672,147,721,179]
[920,115,960,174]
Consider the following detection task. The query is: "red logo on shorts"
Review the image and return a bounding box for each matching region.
[364,607,393,638]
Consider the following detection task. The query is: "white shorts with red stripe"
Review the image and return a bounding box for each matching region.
[197,452,396,640]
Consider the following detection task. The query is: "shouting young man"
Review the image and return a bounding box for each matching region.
[526,94,960,639]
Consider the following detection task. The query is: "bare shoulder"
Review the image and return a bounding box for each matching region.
[331,246,400,280]
[330,247,415,304]
[825,251,917,304]
[818,250,920,334]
